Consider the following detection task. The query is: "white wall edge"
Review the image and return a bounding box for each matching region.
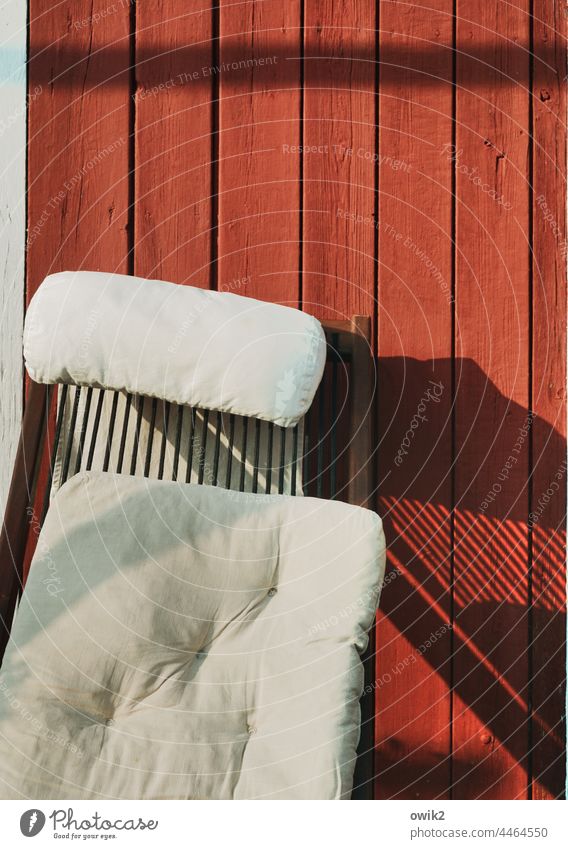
[0,1,27,512]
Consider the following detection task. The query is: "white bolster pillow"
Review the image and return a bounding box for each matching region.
[24,271,327,427]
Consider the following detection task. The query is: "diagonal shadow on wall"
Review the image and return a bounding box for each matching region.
[364,356,565,800]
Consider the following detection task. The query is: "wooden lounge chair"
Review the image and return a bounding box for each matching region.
[0,316,376,799]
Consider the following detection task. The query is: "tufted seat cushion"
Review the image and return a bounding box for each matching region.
[0,472,385,799]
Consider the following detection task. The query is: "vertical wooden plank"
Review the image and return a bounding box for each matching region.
[27,1,132,561]
[454,1,531,798]
[303,0,376,323]
[530,0,566,800]
[218,0,301,304]
[302,3,376,796]
[0,0,26,511]
[135,3,213,285]
[375,0,454,799]
[27,1,131,297]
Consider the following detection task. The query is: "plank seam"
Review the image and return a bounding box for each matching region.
[373,3,380,351]
[372,0,380,797]
[449,0,458,801]
[527,0,535,801]
[299,0,305,310]
[128,0,137,275]
[211,1,220,291]
[24,0,31,413]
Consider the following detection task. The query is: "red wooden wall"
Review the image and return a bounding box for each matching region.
[26,1,566,799]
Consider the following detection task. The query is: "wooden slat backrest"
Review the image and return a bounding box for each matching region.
[40,390,304,507]
[0,315,376,797]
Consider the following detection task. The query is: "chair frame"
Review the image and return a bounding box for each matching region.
[0,315,376,799]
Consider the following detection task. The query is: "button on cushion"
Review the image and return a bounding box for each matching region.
[0,472,385,799]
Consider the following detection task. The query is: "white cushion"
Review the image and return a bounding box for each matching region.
[0,473,385,800]
[24,271,326,427]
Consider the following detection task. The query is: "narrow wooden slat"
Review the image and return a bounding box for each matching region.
[239,416,248,492]
[61,386,81,484]
[252,418,261,493]
[226,414,236,489]
[0,383,52,663]
[454,1,531,799]
[42,385,68,519]
[316,381,325,498]
[75,387,94,473]
[329,339,338,499]
[278,427,286,495]
[186,408,197,484]
[102,392,120,473]
[129,395,144,476]
[265,423,274,493]
[375,0,454,799]
[347,318,375,799]
[135,2,213,284]
[116,393,133,475]
[144,398,158,477]
[86,390,105,473]
[304,402,313,491]
[172,404,184,482]
[27,1,131,299]
[291,424,298,496]
[157,401,171,480]
[212,411,222,486]
[303,1,376,324]
[218,0,301,304]
[530,0,567,800]
[347,319,374,510]
[198,409,209,485]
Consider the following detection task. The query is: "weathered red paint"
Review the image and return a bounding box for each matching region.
[26,0,566,798]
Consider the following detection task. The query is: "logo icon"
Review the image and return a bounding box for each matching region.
[20,810,46,837]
